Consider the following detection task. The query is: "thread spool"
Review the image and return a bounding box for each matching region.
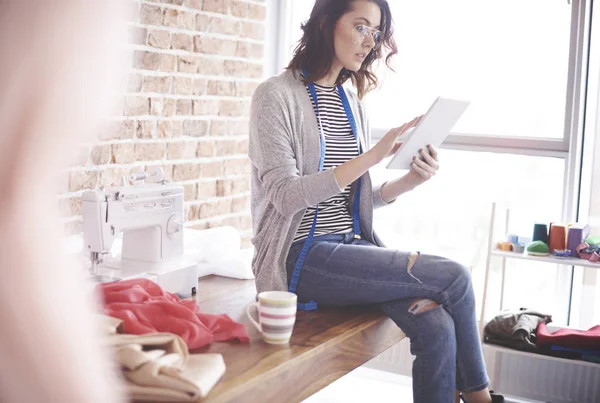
[513,243,525,253]
[549,224,567,252]
[567,224,590,257]
[506,234,519,244]
[532,224,549,244]
[568,227,585,257]
[548,222,557,251]
[129,172,148,182]
[518,236,532,245]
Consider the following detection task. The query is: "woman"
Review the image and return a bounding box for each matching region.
[249,1,504,402]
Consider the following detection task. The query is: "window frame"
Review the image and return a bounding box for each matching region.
[569,0,600,327]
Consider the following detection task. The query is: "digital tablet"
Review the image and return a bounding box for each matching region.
[386,97,470,170]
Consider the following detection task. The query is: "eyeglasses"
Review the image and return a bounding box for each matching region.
[352,24,383,46]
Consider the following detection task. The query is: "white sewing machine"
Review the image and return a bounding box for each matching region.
[81,168,198,298]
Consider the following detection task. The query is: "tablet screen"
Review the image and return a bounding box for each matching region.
[386,97,470,170]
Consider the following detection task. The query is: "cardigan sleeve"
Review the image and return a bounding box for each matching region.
[248,81,343,217]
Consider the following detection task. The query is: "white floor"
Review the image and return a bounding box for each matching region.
[302,367,539,403]
[302,367,413,403]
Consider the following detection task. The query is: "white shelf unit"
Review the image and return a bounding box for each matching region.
[480,203,600,403]
[490,249,600,269]
[480,203,600,330]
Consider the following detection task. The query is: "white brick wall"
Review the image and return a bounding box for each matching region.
[58,0,265,245]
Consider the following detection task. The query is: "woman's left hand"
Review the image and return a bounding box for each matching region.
[406,145,439,186]
[380,145,440,202]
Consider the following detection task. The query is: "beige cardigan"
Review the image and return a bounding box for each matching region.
[248,69,394,293]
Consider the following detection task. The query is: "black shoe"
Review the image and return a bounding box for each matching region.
[460,390,505,402]
[490,391,505,403]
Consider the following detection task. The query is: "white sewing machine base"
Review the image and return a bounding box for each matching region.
[91,258,198,298]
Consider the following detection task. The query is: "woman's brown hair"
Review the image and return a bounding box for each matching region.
[287,0,398,99]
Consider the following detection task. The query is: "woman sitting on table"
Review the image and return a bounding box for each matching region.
[248,1,504,402]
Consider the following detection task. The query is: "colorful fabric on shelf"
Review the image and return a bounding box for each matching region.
[549,345,600,358]
[536,323,600,350]
[576,242,600,262]
[98,278,249,349]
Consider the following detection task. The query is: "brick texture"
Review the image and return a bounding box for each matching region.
[60,0,265,246]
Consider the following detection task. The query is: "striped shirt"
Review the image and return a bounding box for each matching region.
[294,83,360,242]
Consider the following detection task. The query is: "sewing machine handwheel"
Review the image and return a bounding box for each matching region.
[191,287,197,295]
[166,214,183,236]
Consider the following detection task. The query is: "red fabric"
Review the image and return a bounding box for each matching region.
[536,323,600,349]
[98,278,249,349]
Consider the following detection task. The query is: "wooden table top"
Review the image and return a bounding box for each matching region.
[192,275,406,403]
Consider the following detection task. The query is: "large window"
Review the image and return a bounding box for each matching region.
[272,0,592,327]
[364,0,572,140]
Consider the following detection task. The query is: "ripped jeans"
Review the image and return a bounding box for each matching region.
[286,233,489,403]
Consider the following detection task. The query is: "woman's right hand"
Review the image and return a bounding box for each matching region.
[368,115,422,164]
[333,115,422,189]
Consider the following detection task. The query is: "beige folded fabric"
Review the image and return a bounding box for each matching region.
[101,315,226,402]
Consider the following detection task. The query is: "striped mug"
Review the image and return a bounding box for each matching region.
[246,291,297,344]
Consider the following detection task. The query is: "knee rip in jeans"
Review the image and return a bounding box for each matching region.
[408,298,439,315]
[407,251,422,283]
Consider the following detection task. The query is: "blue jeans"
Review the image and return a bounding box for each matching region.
[286,233,489,403]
